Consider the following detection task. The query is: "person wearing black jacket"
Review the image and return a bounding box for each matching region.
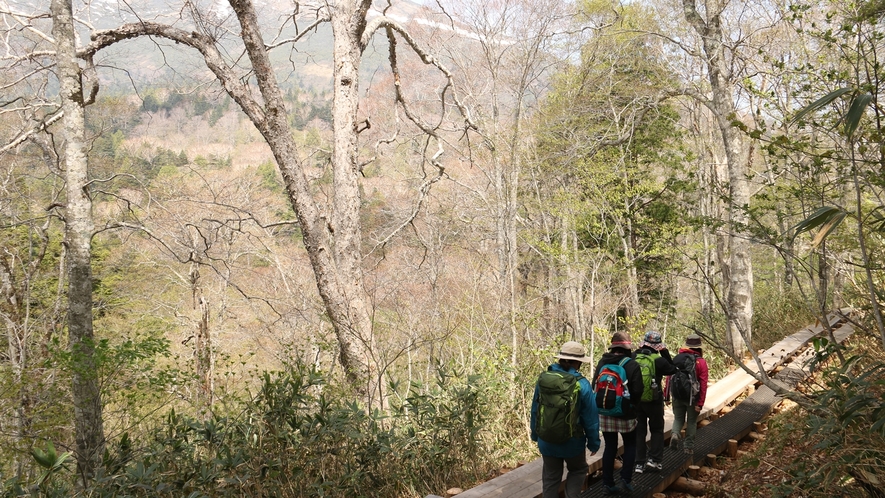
[632,330,676,474]
[592,332,644,495]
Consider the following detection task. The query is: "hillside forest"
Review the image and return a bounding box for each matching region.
[1,0,884,496]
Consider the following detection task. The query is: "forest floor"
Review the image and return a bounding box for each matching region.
[661,399,811,498]
[660,376,871,498]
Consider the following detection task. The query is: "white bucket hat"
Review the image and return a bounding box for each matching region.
[554,341,592,363]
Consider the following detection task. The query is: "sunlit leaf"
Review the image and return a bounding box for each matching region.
[810,211,847,248]
[791,87,854,124]
[844,93,872,137]
[791,206,846,241]
[870,206,885,233]
[31,447,52,469]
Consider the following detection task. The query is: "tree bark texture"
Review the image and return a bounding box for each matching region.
[51,0,105,482]
[226,0,381,407]
[683,0,753,357]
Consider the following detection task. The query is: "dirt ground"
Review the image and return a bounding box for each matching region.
[654,404,803,498]
[657,399,867,498]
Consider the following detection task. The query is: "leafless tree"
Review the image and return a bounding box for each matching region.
[59,0,479,410]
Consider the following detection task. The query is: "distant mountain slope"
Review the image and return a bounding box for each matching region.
[84,0,445,93]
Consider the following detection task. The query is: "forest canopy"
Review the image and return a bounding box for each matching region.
[1,0,884,496]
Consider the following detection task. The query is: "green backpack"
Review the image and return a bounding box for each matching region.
[535,369,584,443]
[634,352,660,402]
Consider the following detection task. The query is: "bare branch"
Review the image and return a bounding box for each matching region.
[83,21,266,127]
[265,14,331,50]
[0,109,63,155]
[364,16,478,131]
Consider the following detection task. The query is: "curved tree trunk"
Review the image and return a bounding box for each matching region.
[223,0,381,409]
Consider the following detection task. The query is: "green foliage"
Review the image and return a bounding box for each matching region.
[1,362,503,497]
[31,441,72,488]
[256,160,282,193]
[756,351,885,497]
[141,93,160,113]
[531,26,691,317]
[208,102,227,127]
[752,283,816,350]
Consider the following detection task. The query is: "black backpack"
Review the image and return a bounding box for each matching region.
[670,353,699,404]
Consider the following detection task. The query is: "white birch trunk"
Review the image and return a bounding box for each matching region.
[683,0,753,357]
[51,0,105,481]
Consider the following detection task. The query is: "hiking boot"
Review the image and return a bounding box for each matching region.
[684,447,694,455]
[603,483,622,495]
[646,460,663,471]
[669,437,681,451]
[617,480,634,495]
[634,463,645,474]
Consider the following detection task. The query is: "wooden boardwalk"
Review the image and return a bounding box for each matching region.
[427,310,852,498]
[582,313,854,497]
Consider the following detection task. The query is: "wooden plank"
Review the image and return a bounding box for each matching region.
[452,460,541,498]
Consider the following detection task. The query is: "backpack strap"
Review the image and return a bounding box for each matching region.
[618,357,630,367]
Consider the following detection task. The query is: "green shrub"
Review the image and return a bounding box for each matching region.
[3,362,504,497]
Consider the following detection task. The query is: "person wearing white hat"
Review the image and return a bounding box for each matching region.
[531,341,600,498]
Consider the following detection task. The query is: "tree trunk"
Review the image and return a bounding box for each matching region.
[224,0,382,409]
[683,0,753,357]
[621,219,641,321]
[329,0,382,407]
[51,0,105,483]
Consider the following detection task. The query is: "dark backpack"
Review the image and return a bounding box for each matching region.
[671,353,699,404]
[594,357,631,416]
[534,369,584,443]
[634,352,660,402]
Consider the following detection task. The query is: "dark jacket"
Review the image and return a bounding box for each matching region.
[530,362,601,457]
[592,350,644,419]
[633,346,676,403]
[664,348,709,408]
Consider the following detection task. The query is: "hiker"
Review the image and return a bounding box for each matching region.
[632,330,676,474]
[592,332,643,495]
[530,340,601,498]
[665,334,709,455]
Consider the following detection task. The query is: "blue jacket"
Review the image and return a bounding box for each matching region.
[530,363,601,457]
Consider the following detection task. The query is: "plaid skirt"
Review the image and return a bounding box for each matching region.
[599,414,637,433]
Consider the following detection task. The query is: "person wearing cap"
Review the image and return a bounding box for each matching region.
[531,341,601,498]
[665,334,709,454]
[631,330,676,474]
[591,332,644,495]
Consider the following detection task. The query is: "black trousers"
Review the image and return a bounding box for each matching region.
[635,399,666,463]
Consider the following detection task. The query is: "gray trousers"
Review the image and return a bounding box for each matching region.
[671,397,699,449]
[541,453,588,498]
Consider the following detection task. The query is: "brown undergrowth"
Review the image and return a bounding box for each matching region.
[664,335,885,498]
